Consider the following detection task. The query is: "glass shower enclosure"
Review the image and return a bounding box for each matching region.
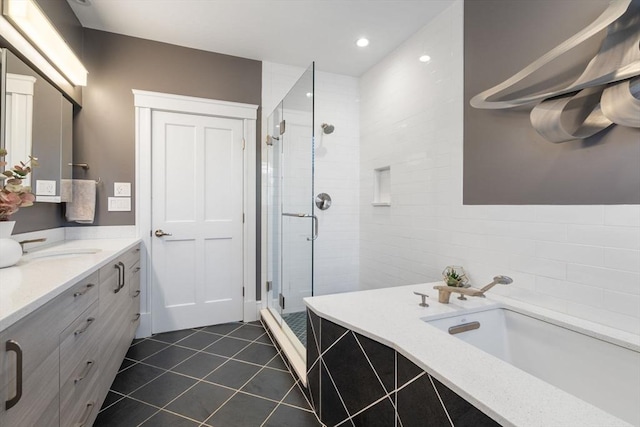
[266,64,314,357]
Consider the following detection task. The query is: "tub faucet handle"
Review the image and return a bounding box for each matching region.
[413,291,429,307]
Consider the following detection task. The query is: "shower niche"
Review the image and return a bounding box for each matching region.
[373,166,391,206]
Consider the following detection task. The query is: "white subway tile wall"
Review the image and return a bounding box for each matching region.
[358,1,640,334]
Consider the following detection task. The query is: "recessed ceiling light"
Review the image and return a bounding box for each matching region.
[356,38,369,48]
[419,54,431,63]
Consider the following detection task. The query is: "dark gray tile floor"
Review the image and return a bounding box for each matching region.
[95,321,322,427]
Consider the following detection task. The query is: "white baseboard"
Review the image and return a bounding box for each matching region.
[244,300,260,322]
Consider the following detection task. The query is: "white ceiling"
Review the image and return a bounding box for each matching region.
[66,0,453,76]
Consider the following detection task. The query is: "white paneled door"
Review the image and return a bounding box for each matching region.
[151,111,244,333]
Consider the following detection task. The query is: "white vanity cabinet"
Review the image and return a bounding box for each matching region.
[0,242,140,427]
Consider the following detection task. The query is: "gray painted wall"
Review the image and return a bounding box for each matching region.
[4,0,81,233]
[463,0,640,204]
[73,29,262,227]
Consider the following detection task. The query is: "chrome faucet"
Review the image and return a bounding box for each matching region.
[18,237,47,254]
[434,275,513,304]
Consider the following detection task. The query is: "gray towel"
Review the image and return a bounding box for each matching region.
[60,178,72,202]
[65,179,96,223]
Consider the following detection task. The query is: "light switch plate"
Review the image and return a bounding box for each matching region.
[114,182,131,197]
[108,197,131,211]
[36,180,56,196]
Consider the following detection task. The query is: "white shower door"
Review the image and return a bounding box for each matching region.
[151,110,245,333]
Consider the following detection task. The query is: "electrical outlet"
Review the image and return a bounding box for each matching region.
[114,182,131,197]
[108,197,131,211]
[36,180,56,196]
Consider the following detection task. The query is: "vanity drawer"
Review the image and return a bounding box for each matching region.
[61,361,101,427]
[129,260,142,333]
[129,260,141,296]
[60,271,99,325]
[121,244,141,270]
[59,301,100,385]
[60,340,100,427]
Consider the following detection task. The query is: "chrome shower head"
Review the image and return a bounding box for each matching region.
[321,123,335,134]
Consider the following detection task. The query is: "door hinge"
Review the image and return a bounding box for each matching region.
[242,286,245,297]
[242,213,245,223]
[279,120,286,135]
[279,293,285,310]
[266,281,272,292]
[242,138,246,150]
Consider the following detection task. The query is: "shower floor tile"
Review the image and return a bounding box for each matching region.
[95,321,321,427]
[283,311,307,347]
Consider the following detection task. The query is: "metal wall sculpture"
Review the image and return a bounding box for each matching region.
[471,0,639,143]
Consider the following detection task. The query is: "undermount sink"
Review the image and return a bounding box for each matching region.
[26,248,102,260]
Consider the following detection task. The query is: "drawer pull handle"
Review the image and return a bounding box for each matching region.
[74,360,95,385]
[74,317,96,336]
[132,290,141,297]
[73,283,95,298]
[5,340,22,410]
[113,264,122,293]
[75,401,95,427]
[118,261,126,290]
[133,313,141,322]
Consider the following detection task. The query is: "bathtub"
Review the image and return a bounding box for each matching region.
[424,306,640,426]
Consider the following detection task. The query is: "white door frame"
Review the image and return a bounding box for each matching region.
[133,89,258,337]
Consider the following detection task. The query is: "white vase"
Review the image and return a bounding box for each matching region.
[0,221,22,268]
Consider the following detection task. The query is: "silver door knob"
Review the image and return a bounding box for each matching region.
[154,229,172,237]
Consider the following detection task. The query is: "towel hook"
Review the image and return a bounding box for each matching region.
[95,177,102,185]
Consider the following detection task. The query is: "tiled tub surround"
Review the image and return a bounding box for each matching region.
[306,309,498,427]
[305,284,639,427]
[0,237,141,331]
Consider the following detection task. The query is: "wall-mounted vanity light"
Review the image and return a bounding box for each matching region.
[2,0,88,86]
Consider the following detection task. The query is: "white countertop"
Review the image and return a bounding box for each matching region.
[0,238,140,332]
[305,283,635,427]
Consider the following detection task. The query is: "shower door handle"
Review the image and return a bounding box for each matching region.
[308,215,318,241]
[282,213,319,241]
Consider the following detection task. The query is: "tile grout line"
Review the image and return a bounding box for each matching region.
[259,381,300,427]
[138,324,275,378]
[102,323,273,421]
[320,358,355,427]
[200,329,282,426]
[101,323,317,426]
[428,374,455,427]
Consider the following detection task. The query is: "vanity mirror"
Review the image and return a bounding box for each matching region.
[0,48,72,203]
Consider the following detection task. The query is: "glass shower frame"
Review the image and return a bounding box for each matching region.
[265,63,314,358]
